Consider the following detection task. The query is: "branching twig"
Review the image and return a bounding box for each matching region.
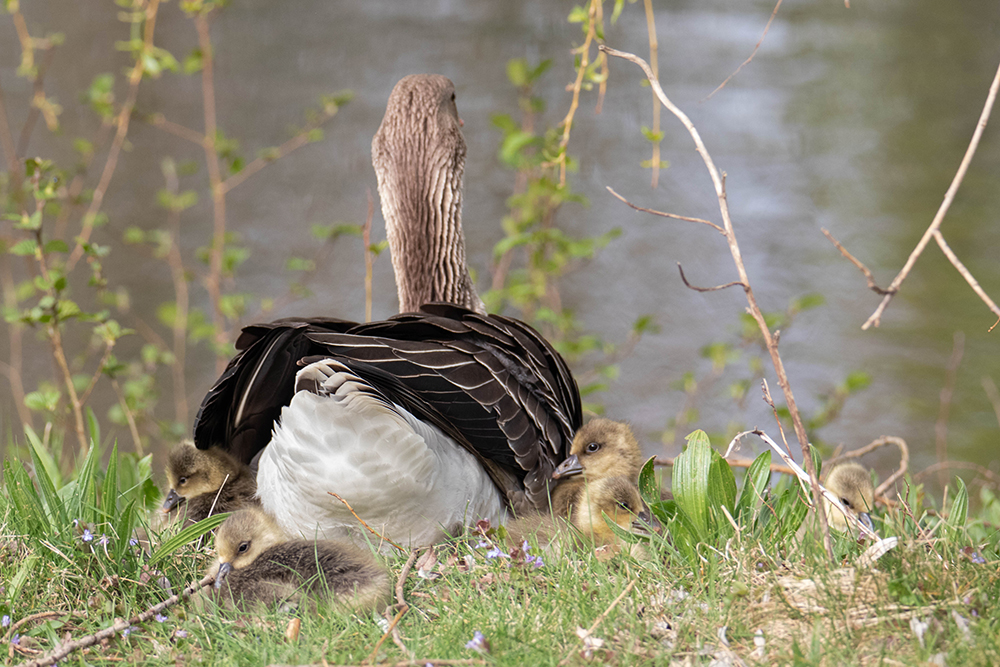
[860,57,1000,330]
[327,492,404,552]
[704,0,784,101]
[15,576,214,667]
[67,0,160,272]
[820,228,893,295]
[827,435,910,498]
[933,231,1000,326]
[558,580,636,666]
[642,0,661,187]
[914,461,1000,491]
[601,44,835,558]
[365,549,419,664]
[677,264,745,293]
[606,186,723,232]
[556,0,603,187]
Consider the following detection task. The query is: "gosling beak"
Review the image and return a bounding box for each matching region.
[552,455,583,480]
[214,562,233,589]
[859,512,873,533]
[633,506,662,535]
[162,489,182,512]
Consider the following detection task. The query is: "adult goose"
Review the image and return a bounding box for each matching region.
[192,75,581,548]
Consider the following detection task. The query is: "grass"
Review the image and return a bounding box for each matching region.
[1,436,998,666]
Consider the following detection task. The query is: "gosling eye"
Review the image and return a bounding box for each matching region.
[450,92,456,102]
[237,541,250,554]
[586,441,601,453]
[618,501,630,511]
[841,497,853,509]
[178,476,188,486]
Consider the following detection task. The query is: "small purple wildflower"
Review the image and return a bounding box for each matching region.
[465,630,490,653]
[97,534,110,546]
[520,540,544,569]
[81,528,94,543]
[474,539,489,549]
[173,629,188,639]
[1,615,9,628]
[484,546,507,560]
[970,551,986,564]
[129,538,138,547]
[154,613,168,623]
[11,633,20,646]
[122,625,138,638]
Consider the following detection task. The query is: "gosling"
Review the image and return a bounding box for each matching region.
[823,461,875,534]
[208,507,390,612]
[507,475,660,555]
[163,442,258,526]
[550,419,643,513]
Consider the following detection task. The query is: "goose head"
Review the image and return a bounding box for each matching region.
[211,508,287,589]
[823,462,875,533]
[552,419,642,482]
[572,476,661,545]
[163,442,243,512]
[372,74,484,315]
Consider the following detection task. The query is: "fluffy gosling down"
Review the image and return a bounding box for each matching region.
[208,508,390,612]
[550,419,643,515]
[507,475,661,554]
[823,461,876,533]
[163,442,258,525]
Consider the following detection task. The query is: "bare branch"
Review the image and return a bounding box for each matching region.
[677,263,744,292]
[147,113,206,145]
[601,44,835,558]
[862,56,1000,330]
[704,0,784,101]
[642,0,661,187]
[821,228,893,295]
[914,461,1000,491]
[933,231,1000,326]
[606,186,723,232]
[827,435,910,498]
[16,47,58,157]
[0,80,20,177]
[328,492,404,552]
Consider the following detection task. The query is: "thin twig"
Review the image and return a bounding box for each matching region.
[146,113,206,144]
[820,228,893,295]
[827,435,909,498]
[642,0,661,187]
[3,612,71,645]
[110,378,144,456]
[15,576,214,667]
[657,455,796,476]
[602,44,834,559]
[556,0,602,187]
[0,79,21,176]
[606,186,723,232]
[76,341,115,407]
[16,47,58,157]
[862,56,1000,330]
[558,580,636,666]
[677,264,745,293]
[914,461,1000,491]
[933,231,1000,327]
[327,492,404,552]
[366,549,419,664]
[760,379,791,452]
[67,0,160,272]
[935,331,965,488]
[704,0,784,101]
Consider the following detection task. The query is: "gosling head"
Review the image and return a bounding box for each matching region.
[824,462,875,533]
[211,508,287,589]
[552,419,643,482]
[163,442,243,512]
[572,476,661,545]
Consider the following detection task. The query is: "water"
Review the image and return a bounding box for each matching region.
[2,0,998,491]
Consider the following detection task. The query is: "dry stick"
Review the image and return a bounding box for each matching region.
[861,56,1000,330]
[15,576,215,667]
[606,186,724,232]
[67,0,160,272]
[163,160,191,425]
[3,611,71,645]
[327,492,405,552]
[365,549,419,664]
[820,228,893,295]
[677,264,746,293]
[364,190,375,323]
[933,230,1000,328]
[110,377,144,456]
[601,44,835,559]
[983,376,1000,428]
[15,47,57,157]
[914,461,1000,490]
[657,455,795,476]
[558,580,636,666]
[556,0,601,187]
[0,80,21,175]
[828,435,910,498]
[935,331,965,489]
[642,0,662,188]
[704,0,784,101]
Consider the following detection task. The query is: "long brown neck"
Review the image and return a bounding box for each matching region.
[372,75,485,315]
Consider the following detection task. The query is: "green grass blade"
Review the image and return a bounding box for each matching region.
[3,459,49,537]
[24,425,62,489]
[601,511,647,545]
[707,453,737,538]
[949,477,969,531]
[101,441,120,521]
[26,432,68,529]
[148,512,230,566]
[85,406,101,449]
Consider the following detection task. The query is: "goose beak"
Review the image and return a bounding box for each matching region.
[634,507,662,535]
[552,455,583,480]
[859,512,873,533]
[214,562,233,589]
[162,489,182,512]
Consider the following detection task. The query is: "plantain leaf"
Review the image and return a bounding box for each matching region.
[736,450,772,523]
[673,430,712,538]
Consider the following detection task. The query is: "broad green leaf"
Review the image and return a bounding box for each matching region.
[673,430,712,537]
[638,456,659,506]
[736,450,771,522]
[26,427,68,528]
